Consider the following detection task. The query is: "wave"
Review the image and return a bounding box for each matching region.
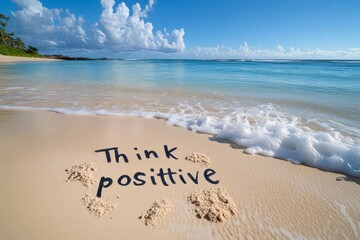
[248,59,301,63]
[1,104,359,177]
[329,60,360,64]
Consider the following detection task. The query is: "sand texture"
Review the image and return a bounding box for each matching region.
[187,187,237,223]
[0,54,59,62]
[65,161,97,188]
[1,109,360,239]
[140,200,173,226]
[185,152,211,167]
[82,194,116,218]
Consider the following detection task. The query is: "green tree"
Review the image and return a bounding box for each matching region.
[0,13,9,30]
[0,14,15,47]
[0,30,6,45]
[5,32,15,47]
[0,12,40,56]
[26,45,38,54]
[14,37,25,50]
[0,13,9,45]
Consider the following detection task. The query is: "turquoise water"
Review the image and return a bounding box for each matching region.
[1,59,360,176]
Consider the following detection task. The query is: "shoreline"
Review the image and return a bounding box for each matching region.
[0,108,359,239]
[0,53,110,62]
[0,54,60,62]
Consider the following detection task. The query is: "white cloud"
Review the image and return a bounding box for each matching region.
[7,0,359,59]
[98,0,184,52]
[8,0,185,53]
[189,42,360,59]
[276,45,284,53]
[10,0,88,49]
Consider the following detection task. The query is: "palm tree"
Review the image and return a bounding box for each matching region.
[3,32,15,47]
[0,13,9,30]
[0,12,40,55]
[14,37,25,50]
[0,30,6,45]
[0,13,9,45]
[26,45,39,54]
[0,14,13,47]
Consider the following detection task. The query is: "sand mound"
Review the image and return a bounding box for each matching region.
[65,161,97,188]
[140,199,173,226]
[82,194,116,218]
[185,152,211,166]
[187,187,237,223]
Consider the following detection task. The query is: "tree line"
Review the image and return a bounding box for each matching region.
[0,13,39,54]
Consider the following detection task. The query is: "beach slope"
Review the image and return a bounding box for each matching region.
[0,109,359,239]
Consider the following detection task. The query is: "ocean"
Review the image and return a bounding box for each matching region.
[1,59,359,177]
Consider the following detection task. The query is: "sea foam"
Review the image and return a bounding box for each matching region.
[1,104,359,177]
[157,105,360,177]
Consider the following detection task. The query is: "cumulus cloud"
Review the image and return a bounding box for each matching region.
[8,0,185,53]
[98,0,184,51]
[7,0,359,58]
[10,0,88,49]
[189,42,360,59]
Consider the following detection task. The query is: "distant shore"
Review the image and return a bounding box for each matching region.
[0,54,111,63]
[44,55,110,61]
[0,54,59,62]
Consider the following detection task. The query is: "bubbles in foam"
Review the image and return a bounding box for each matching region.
[159,104,360,177]
[1,103,359,177]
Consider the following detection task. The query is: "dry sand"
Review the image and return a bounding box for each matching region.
[140,199,173,226]
[0,109,360,239]
[185,152,211,167]
[65,161,97,188]
[0,54,59,62]
[187,187,237,223]
[82,193,116,218]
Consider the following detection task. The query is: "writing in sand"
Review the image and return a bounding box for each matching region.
[95,145,220,198]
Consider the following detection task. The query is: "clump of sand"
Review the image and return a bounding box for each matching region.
[65,161,97,188]
[82,193,116,218]
[139,200,173,226]
[185,152,211,167]
[187,187,237,223]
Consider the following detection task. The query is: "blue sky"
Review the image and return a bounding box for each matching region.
[146,0,360,50]
[1,0,360,58]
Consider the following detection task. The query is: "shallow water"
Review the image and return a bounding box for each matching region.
[1,59,359,176]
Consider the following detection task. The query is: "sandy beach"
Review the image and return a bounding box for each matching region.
[0,54,59,62]
[0,109,359,239]
[1,0,360,238]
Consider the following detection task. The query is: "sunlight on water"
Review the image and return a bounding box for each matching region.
[1,59,360,176]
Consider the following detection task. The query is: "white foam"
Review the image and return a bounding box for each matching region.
[4,87,24,90]
[158,104,360,177]
[1,104,359,177]
[0,105,96,115]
